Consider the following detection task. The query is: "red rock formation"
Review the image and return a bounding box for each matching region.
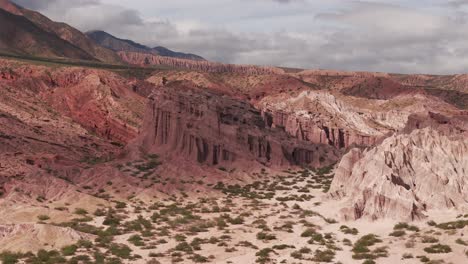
[0,60,148,143]
[118,51,284,75]
[133,82,340,169]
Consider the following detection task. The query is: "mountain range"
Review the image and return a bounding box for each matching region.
[86,30,205,61]
[0,0,204,64]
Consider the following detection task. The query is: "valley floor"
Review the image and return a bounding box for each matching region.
[1,165,466,264]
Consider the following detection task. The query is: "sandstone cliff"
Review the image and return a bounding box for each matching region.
[134,82,340,169]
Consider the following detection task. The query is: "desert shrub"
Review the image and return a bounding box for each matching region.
[417,255,430,262]
[313,249,335,262]
[108,244,132,259]
[237,241,258,249]
[256,232,276,241]
[436,220,468,230]
[340,225,359,235]
[128,235,145,246]
[389,230,406,237]
[0,251,22,264]
[272,244,294,250]
[69,255,91,263]
[421,236,439,243]
[343,238,352,246]
[301,228,317,237]
[61,245,77,256]
[32,250,65,263]
[394,222,409,230]
[290,251,303,260]
[77,239,93,248]
[94,208,106,216]
[37,215,50,221]
[256,248,276,264]
[352,234,387,260]
[74,208,88,215]
[174,242,193,252]
[115,201,127,209]
[393,222,419,232]
[455,238,467,246]
[190,254,208,263]
[423,244,452,254]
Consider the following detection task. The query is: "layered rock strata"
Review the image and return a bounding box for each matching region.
[135,82,340,169]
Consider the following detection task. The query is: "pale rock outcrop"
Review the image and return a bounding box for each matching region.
[0,224,93,252]
[258,91,399,149]
[329,128,468,220]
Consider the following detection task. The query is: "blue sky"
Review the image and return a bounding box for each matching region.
[13,0,468,74]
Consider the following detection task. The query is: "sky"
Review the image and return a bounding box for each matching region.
[11,0,468,74]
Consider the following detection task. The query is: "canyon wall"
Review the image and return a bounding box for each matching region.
[134,82,340,169]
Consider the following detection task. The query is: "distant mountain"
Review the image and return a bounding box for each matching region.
[0,0,121,63]
[0,8,96,60]
[86,30,205,61]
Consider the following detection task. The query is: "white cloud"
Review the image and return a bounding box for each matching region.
[11,0,468,74]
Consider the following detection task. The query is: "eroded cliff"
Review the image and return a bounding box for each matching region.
[134,82,340,169]
[329,113,468,220]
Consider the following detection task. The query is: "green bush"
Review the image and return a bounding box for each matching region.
[423,244,452,254]
[313,249,335,262]
[61,245,77,256]
[0,251,22,264]
[109,244,132,259]
[128,235,145,246]
[191,254,208,263]
[301,228,317,237]
[74,208,88,215]
[389,230,406,237]
[255,248,275,264]
[37,215,50,221]
[174,242,193,252]
[256,232,276,241]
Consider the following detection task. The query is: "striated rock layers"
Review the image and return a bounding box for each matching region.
[329,116,468,220]
[0,61,147,143]
[257,91,401,149]
[135,82,340,169]
[118,51,284,75]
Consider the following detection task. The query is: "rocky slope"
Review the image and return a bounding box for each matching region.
[87,30,205,61]
[0,8,96,60]
[329,113,468,220]
[0,59,147,143]
[0,224,93,252]
[0,0,121,63]
[292,69,468,109]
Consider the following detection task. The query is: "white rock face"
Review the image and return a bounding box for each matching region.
[329,128,468,221]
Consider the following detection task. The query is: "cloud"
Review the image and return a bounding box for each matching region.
[13,0,99,10]
[447,0,468,7]
[269,0,303,3]
[10,0,468,74]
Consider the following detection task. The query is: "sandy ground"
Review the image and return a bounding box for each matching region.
[0,168,466,264]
